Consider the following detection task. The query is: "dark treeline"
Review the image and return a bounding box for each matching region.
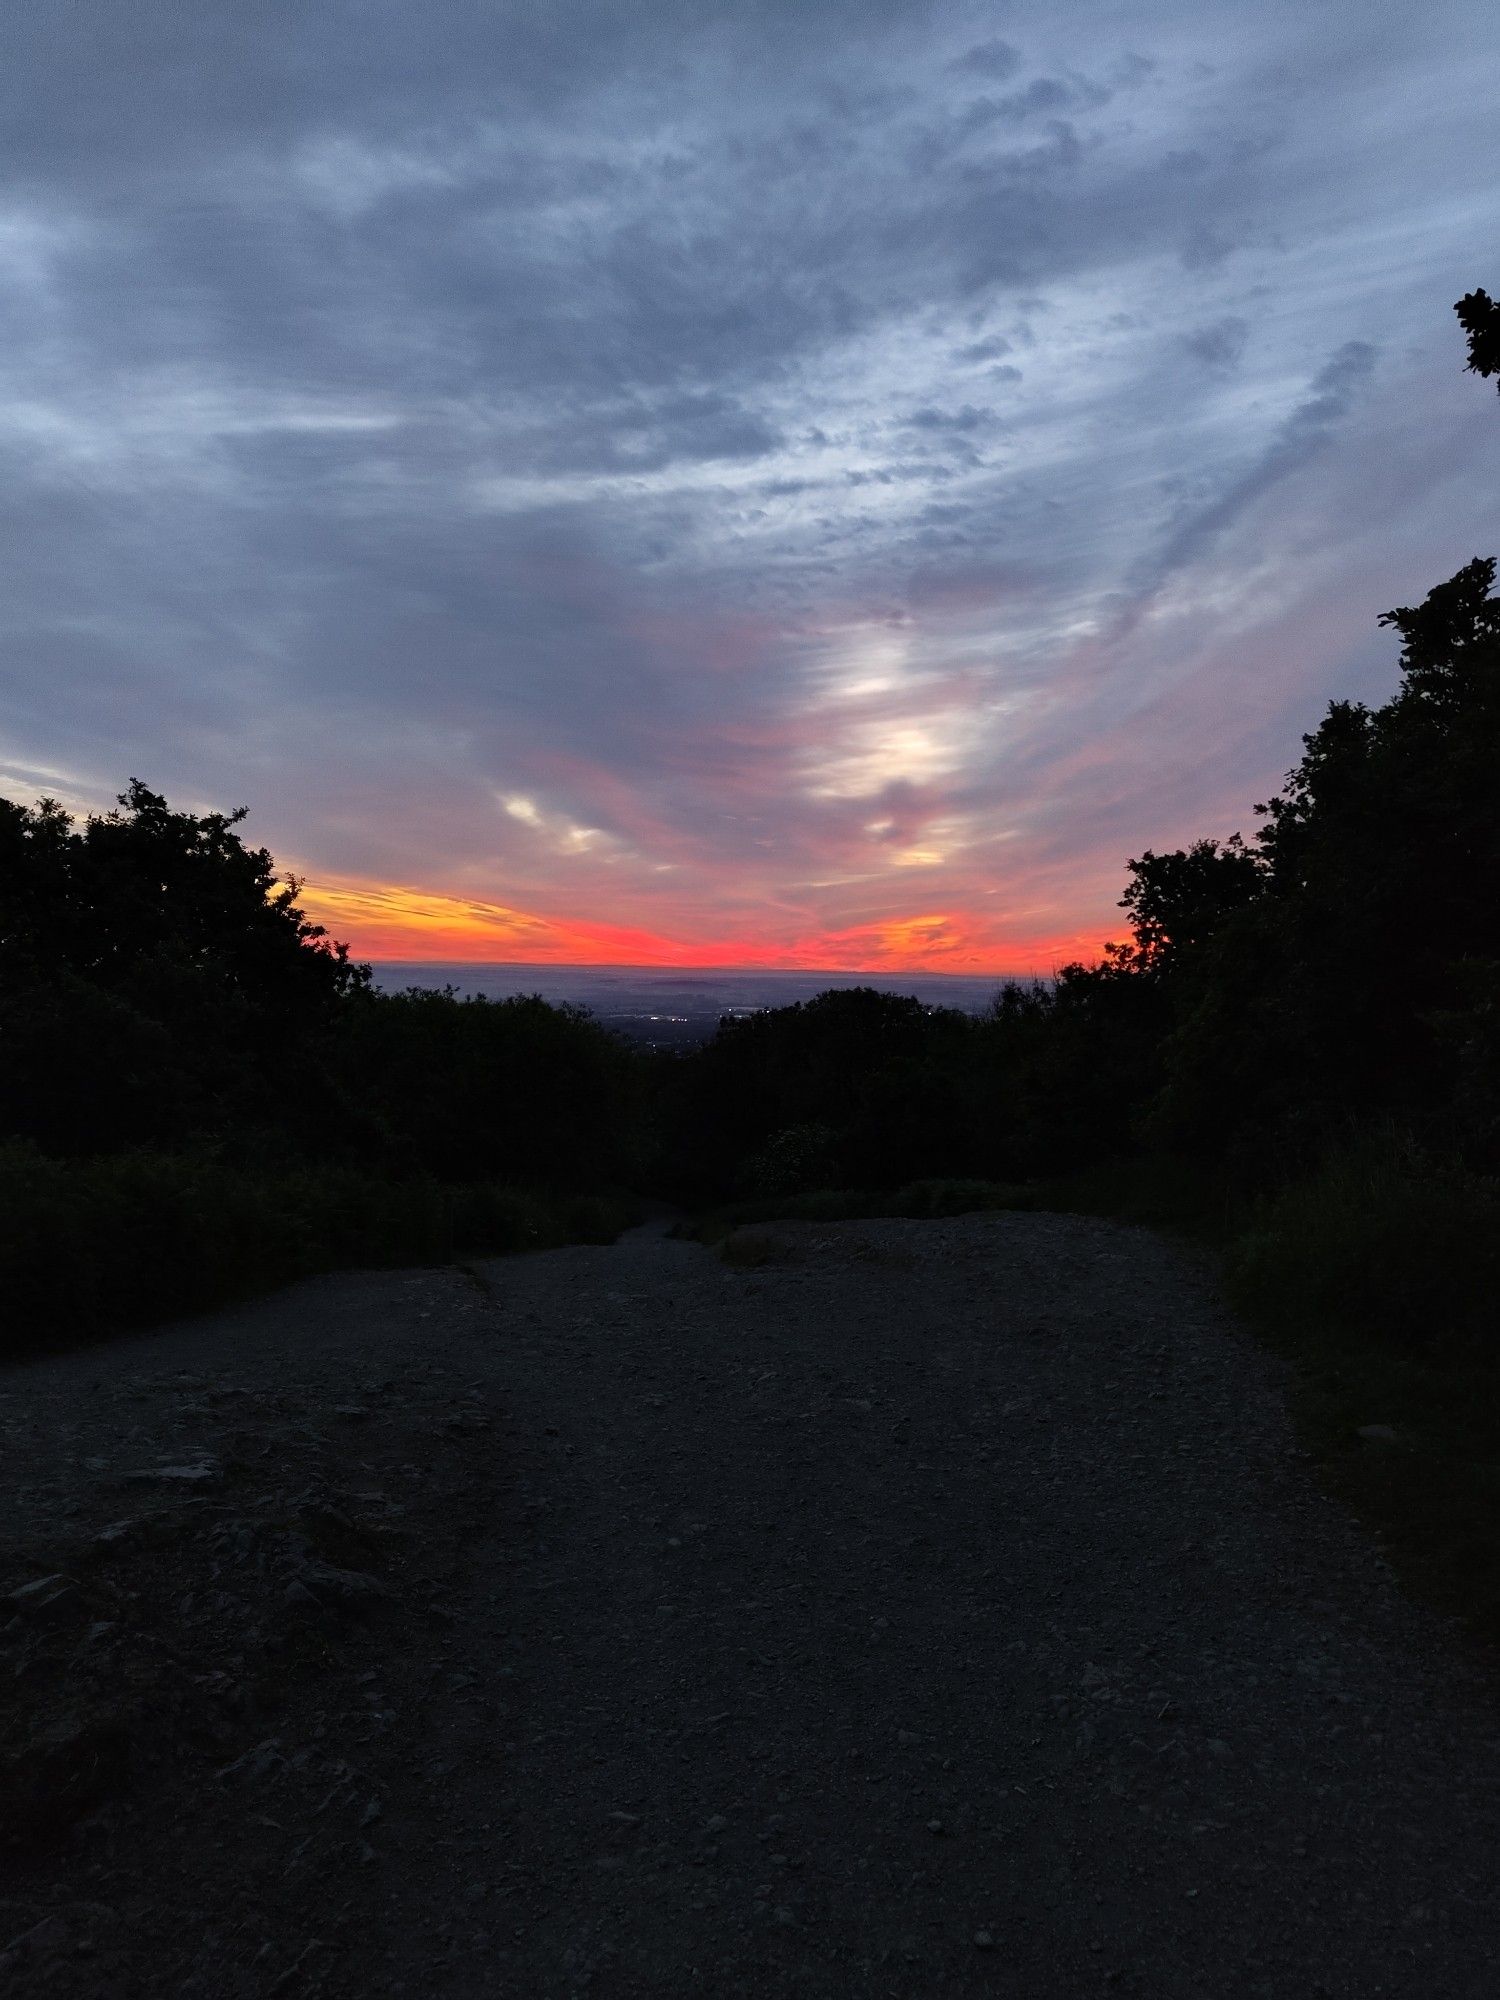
[6,534,1493,1355]
[671,290,1500,1354]
[669,547,1498,1349]
[0,785,645,1342]
[2,291,1496,1359]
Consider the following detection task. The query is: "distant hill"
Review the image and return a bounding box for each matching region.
[369,962,1023,1049]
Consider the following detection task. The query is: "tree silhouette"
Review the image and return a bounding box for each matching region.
[1455,288,1500,389]
[1114,836,1264,976]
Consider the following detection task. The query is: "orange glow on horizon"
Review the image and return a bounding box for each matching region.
[297,874,1108,977]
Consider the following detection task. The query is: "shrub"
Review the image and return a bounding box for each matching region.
[744,1123,840,1198]
[0,1143,630,1357]
[1229,1127,1500,1354]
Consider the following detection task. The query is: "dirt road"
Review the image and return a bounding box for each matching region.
[4,1212,1498,1995]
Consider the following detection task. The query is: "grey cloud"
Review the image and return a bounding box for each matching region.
[988,76,1110,124]
[1182,317,1250,368]
[1127,341,1379,608]
[956,333,1014,362]
[1180,223,1242,271]
[903,405,1000,434]
[950,39,1023,82]
[540,392,784,475]
[0,0,1495,954]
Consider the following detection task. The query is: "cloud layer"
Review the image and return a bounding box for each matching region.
[3,1,1497,969]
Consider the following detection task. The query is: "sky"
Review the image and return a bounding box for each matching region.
[2,1,1498,973]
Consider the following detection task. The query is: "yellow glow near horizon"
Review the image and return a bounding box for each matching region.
[294,872,1100,975]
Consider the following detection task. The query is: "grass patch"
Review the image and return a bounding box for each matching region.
[1025,1152,1238,1238]
[1225,1132,1500,1651]
[1256,1322,1500,1651]
[0,1142,638,1360]
[716,1229,783,1269]
[1043,1133,1500,1656]
[1229,1129,1500,1353]
[687,1176,1028,1246]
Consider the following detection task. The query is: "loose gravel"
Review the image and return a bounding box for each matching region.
[4,1211,1499,1996]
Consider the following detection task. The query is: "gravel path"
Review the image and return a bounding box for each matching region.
[4,1211,1499,1996]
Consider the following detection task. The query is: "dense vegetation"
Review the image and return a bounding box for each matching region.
[680,541,1498,1192]
[675,292,1500,1382]
[685,569,1497,1347]
[674,549,1498,1321]
[9,520,1492,1358]
[3,291,1495,1466]
[0,785,642,1348]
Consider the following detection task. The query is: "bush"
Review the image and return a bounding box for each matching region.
[1223,1124,1500,1650]
[337,988,649,1188]
[669,988,1009,1198]
[744,1123,840,1198]
[0,1143,632,1357]
[1229,1127,1500,1354]
[693,1177,1026,1239]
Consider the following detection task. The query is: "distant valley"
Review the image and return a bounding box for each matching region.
[370,961,1018,1049]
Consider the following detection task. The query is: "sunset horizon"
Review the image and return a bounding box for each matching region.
[5,6,1494,974]
[295,869,1107,976]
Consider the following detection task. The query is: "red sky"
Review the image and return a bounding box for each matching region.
[296,874,1110,975]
